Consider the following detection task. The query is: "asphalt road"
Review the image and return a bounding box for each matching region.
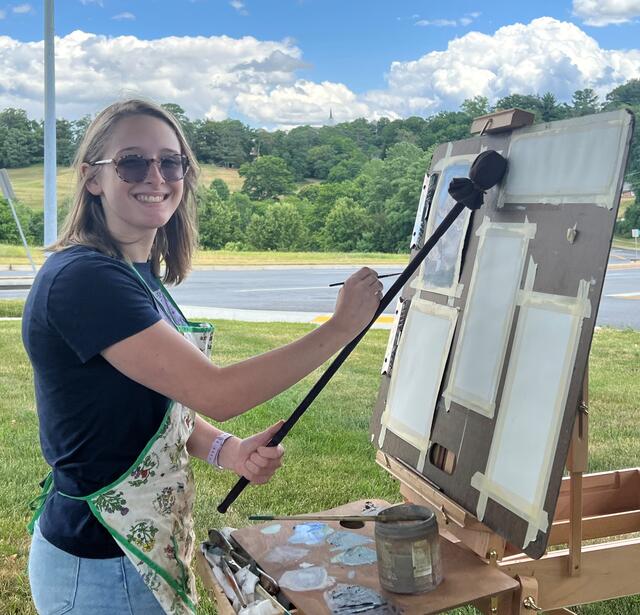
[2,253,639,329]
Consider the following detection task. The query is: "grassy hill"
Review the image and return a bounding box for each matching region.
[5,163,244,210]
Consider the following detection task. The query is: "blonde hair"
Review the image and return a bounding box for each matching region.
[50,98,199,285]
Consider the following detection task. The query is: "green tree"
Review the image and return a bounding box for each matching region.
[239,156,295,200]
[227,192,256,233]
[196,188,242,249]
[357,142,431,252]
[571,89,600,116]
[56,119,76,166]
[0,108,42,168]
[327,153,367,183]
[322,197,371,251]
[605,80,640,109]
[494,93,542,123]
[461,96,490,119]
[245,201,308,250]
[161,103,195,146]
[538,92,569,122]
[210,178,230,200]
[417,111,473,151]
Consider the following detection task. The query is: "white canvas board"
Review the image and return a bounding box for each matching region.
[444,222,534,417]
[382,300,458,452]
[490,305,576,505]
[414,156,474,296]
[499,111,631,208]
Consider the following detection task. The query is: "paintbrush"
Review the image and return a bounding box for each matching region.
[249,513,428,527]
[328,272,402,288]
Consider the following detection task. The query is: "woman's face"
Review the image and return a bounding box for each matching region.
[86,114,184,242]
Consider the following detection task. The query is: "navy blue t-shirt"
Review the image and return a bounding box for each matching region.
[22,245,187,558]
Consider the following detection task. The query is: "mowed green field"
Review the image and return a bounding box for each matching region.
[0,309,638,614]
[5,163,243,210]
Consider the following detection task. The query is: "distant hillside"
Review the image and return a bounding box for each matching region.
[6,164,243,210]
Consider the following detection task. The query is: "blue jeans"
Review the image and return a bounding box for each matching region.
[29,521,165,614]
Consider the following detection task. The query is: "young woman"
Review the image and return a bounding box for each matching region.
[23,99,382,614]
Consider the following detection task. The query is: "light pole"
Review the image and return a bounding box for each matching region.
[44,0,57,247]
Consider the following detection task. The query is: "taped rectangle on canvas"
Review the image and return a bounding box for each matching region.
[444,218,536,417]
[379,299,458,465]
[471,278,591,548]
[498,110,631,209]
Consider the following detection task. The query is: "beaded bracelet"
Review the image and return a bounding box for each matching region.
[207,433,233,469]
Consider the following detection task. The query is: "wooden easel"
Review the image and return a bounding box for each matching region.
[377,367,640,614]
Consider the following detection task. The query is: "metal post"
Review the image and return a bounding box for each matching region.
[0,170,36,272]
[43,0,57,246]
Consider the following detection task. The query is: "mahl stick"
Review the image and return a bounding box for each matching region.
[218,150,507,514]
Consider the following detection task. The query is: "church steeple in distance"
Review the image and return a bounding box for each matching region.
[327,107,335,125]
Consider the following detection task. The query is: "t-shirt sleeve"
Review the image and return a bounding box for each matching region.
[47,255,162,363]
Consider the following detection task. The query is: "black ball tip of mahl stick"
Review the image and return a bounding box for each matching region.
[216,149,507,515]
[448,149,508,210]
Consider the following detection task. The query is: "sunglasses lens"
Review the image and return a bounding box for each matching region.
[116,156,149,183]
[160,155,187,182]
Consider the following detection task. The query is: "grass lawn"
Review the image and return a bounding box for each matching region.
[0,242,410,267]
[5,164,243,210]
[0,308,638,614]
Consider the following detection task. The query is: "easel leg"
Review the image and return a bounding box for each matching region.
[566,365,589,576]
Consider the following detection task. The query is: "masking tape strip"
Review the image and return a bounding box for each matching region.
[470,277,592,548]
[443,218,537,416]
[381,297,410,375]
[378,299,458,461]
[444,141,453,159]
[497,111,631,210]
[411,173,435,249]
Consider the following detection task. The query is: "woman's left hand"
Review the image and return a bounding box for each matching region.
[219,421,285,484]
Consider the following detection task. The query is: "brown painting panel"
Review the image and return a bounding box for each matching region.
[371,111,634,558]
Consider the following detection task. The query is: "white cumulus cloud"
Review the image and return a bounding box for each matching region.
[0,30,309,122]
[380,17,640,116]
[236,80,372,126]
[0,18,639,128]
[573,0,640,26]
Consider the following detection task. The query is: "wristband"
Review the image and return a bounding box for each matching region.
[207,433,233,469]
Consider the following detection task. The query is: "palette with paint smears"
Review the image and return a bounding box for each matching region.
[231,500,518,614]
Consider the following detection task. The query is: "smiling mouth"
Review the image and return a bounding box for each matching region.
[135,194,168,203]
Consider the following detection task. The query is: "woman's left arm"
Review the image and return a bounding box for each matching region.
[187,415,285,484]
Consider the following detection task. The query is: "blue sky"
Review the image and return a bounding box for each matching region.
[1,1,639,126]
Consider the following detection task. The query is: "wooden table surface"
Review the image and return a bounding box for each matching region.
[231,499,518,614]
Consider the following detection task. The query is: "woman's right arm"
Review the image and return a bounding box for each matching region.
[101,267,383,421]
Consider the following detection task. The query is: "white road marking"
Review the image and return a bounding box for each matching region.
[235,286,335,293]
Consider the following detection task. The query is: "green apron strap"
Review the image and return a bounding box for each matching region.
[27,472,53,535]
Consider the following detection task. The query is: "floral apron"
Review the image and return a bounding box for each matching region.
[29,266,214,614]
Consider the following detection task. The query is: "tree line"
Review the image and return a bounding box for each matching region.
[1,80,639,250]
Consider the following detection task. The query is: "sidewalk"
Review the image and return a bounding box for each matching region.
[181,305,394,329]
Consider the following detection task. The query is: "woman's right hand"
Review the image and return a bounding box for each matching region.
[330,267,383,341]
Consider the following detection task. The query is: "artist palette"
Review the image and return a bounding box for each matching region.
[224,500,517,614]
